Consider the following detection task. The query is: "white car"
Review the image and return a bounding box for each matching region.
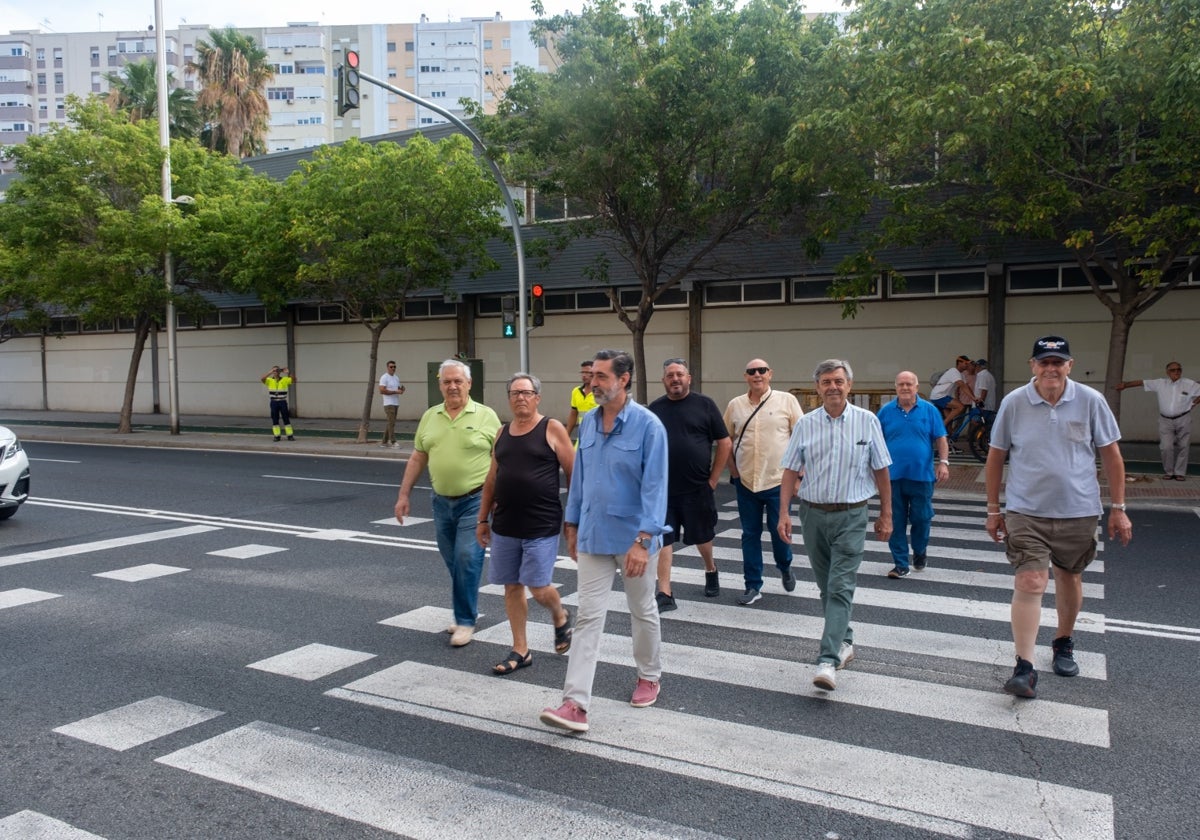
[0,426,31,520]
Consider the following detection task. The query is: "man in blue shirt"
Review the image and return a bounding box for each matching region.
[540,349,669,734]
[877,371,950,578]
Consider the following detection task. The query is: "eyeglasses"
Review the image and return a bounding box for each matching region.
[508,389,538,398]
[745,367,770,376]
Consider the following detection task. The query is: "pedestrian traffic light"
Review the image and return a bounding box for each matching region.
[337,49,361,117]
[501,295,517,338]
[530,283,545,327]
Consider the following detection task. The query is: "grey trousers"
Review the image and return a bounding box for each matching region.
[1158,414,1192,476]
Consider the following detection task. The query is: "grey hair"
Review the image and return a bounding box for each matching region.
[662,357,689,371]
[507,371,541,393]
[813,358,853,382]
[438,358,472,382]
[594,349,634,390]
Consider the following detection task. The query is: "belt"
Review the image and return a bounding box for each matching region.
[802,500,868,512]
[1161,411,1192,420]
[439,486,482,501]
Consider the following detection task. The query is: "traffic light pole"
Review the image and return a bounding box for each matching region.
[354,71,529,373]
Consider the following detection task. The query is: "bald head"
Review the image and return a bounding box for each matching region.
[895,370,919,408]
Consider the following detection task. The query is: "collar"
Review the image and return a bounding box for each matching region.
[1025,377,1076,406]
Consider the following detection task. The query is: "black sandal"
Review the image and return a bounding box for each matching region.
[554,611,573,654]
[492,650,532,675]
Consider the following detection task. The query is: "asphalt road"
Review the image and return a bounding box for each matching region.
[2,442,1198,840]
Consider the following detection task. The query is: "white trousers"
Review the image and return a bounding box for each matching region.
[1158,414,1192,476]
[562,551,662,711]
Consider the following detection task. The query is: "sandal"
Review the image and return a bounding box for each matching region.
[554,611,574,654]
[492,649,532,675]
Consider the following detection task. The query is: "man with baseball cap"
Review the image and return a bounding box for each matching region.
[984,335,1132,698]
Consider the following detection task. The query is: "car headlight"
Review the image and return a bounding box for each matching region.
[2,439,20,461]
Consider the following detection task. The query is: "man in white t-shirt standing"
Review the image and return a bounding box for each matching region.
[378,360,406,448]
[973,359,998,414]
[1116,362,1199,480]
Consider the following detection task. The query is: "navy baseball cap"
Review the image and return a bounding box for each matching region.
[1031,336,1071,360]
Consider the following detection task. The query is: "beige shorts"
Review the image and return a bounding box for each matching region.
[1005,512,1098,574]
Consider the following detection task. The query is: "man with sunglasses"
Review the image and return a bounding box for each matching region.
[986,336,1132,699]
[723,359,804,606]
[1116,361,1199,480]
[377,360,406,448]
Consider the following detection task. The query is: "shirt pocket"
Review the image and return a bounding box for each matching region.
[1067,421,1090,444]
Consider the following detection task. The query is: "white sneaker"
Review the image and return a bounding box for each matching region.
[813,662,837,691]
[837,643,855,669]
[449,626,474,647]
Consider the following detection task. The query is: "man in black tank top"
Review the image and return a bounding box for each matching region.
[477,373,577,675]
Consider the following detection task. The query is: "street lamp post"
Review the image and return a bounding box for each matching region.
[154,0,181,434]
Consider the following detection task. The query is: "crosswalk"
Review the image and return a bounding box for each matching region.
[0,495,1153,839]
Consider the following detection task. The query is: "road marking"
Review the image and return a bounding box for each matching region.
[262,474,398,488]
[207,544,287,559]
[0,811,105,839]
[26,457,83,464]
[248,643,376,681]
[94,563,189,582]
[157,721,723,840]
[0,588,61,610]
[332,661,1114,840]
[371,516,433,527]
[53,696,223,752]
[1104,617,1200,642]
[379,606,488,632]
[0,524,219,568]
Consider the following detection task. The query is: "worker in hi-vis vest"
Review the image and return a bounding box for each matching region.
[260,365,295,441]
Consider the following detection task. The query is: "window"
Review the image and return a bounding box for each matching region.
[242,307,286,326]
[387,41,397,52]
[387,66,397,78]
[1008,264,1113,293]
[405,41,414,51]
[501,38,511,49]
[429,90,446,98]
[267,87,295,101]
[483,39,493,49]
[296,304,345,323]
[704,280,785,306]
[888,269,985,297]
[403,298,457,319]
[618,287,688,308]
[792,276,880,302]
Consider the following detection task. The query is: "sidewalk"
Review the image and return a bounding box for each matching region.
[2,408,1197,506]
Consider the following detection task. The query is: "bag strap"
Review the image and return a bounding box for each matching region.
[732,391,771,464]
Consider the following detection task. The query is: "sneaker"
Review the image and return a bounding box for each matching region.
[1003,657,1038,698]
[1051,636,1080,677]
[273,436,281,442]
[913,553,927,571]
[736,588,762,606]
[813,662,837,691]
[655,590,677,612]
[887,566,909,579]
[837,642,855,669]
[379,441,391,448]
[540,701,589,733]
[704,570,720,598]
[287,435,295,441]
[449,625,474,647]
[630,678,660,708]
[780,566,797,592]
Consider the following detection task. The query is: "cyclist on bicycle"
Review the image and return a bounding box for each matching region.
[930,355,978,433]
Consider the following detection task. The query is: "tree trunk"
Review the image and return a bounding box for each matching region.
[356,323,386,444]
[1103,310,1136,422]
[631,320,648,405]
[117,315,152,434]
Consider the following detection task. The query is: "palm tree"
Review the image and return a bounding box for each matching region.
[189,28,273,159]
[104,59,202,139]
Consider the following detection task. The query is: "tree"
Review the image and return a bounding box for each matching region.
[233,136,504,442]
[104,58,203,139]
[473,0,843,401]
[189,27,273,159]
[0,97,256,431]
[820,0,1200,417]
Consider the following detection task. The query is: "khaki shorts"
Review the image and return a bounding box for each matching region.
[1005,512,1098,574]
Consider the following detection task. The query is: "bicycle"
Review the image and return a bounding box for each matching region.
[945,403,993,463]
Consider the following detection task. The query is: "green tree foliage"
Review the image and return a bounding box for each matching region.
[104,58,203,139]
[234,135,504,442]
[474,0,842,400]
[0,98,256,430]
[816,0,1200,414]
[189,28,273,159]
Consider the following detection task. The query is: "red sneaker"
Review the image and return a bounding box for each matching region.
[630,678,660,708]
[539,701,589,733]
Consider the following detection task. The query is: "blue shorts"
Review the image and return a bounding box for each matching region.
[487,533,560,587]
[931,395,953,409]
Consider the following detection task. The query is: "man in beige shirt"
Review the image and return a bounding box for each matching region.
[723,358,804,605]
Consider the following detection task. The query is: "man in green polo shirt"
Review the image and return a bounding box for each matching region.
[395,359,501,647]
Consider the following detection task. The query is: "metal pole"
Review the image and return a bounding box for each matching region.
[355,70,529,372]
[155,0,180,433]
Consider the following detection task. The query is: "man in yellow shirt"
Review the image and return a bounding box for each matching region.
[565,359,597,445]
[260,365,295,441]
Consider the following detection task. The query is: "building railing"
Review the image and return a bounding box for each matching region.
[789,387,896,413]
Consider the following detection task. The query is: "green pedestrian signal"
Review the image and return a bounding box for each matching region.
[501,295,516,338]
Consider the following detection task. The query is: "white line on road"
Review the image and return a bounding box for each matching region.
[0,588,61,610]
[53,696,224,752]
[0,811,106,839]
[0,525,218,568]
[261,474,399,488]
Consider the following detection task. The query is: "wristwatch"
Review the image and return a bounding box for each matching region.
[1111,503,1127,511]
[635,535,652,550]
[938,459,950,466]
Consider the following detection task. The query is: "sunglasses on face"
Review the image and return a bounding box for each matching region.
[745,367,770,375]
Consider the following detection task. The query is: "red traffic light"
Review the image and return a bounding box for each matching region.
[346,50,360,69]
[531,283,544,297]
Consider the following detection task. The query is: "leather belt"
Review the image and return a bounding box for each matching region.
[439,486,483,501]
[1161,411,1192,420]
[802,500,868,512]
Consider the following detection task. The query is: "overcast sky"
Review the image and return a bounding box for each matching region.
[3,1,846,35]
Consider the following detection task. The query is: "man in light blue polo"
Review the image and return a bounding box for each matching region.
[540,349,668,734]
[778,359,892,692]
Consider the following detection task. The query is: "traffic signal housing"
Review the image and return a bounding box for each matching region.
[337,50,361,117]
[501,295,517,338]
[530,283,545,327]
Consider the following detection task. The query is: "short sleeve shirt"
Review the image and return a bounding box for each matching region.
[781,403,892,504]
[648,391,730,496]
[877,397,944,483]
[723,389,804,493]
[1144,377,1199,417]
[413,399,501,497]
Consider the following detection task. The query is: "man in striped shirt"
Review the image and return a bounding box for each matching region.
[778,359,892,692]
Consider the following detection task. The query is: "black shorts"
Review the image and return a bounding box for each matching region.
[664,487,718,546]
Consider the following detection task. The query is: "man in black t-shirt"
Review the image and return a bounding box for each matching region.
[648,358,732,610]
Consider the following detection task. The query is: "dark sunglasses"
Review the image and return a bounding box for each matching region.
[745,366,770,375]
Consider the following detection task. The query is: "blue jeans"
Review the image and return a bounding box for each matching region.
[431,491,486,627]
[889,479,934,571]
[734,478,791,590]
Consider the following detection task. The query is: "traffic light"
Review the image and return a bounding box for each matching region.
[501,295,517,338]
[530,283,545,327]
[337,49,361,117]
